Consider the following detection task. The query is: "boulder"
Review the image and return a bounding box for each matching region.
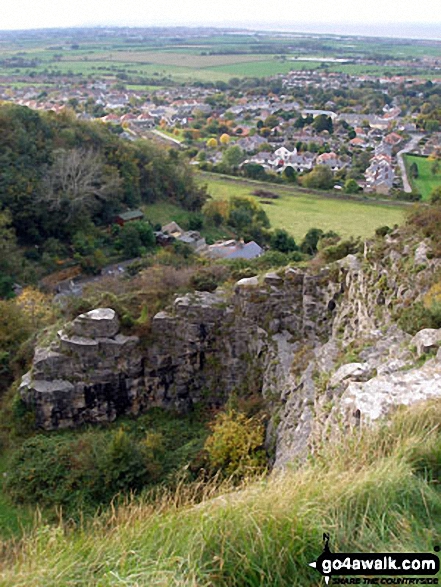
[70,308,120,339]
[329,362,373,387]
[411,328,441,357]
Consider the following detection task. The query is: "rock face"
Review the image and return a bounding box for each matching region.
[20,232,441,471]
[20,309,143,429]
[21,267,339,430]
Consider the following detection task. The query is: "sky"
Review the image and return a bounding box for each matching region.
[2,0,441,39]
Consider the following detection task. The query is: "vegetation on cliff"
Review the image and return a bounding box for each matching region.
[1,401,441,586]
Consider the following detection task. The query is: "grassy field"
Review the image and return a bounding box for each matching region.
[1,30,441,83]
[1,400,441,586]
[405,154,441,201]
[200,173,407,241]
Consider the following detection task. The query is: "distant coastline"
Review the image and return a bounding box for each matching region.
[0,21,440,42]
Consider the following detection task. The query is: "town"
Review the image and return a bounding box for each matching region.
[1,27,441,200]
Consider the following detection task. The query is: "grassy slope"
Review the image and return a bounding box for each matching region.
[2,401,441,586]
[405,154,441,201]
[0,456,34,539]
[200,173,406,241]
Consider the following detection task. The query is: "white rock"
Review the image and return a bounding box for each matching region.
[330,362,372,387]
[411,328,441,357]
[414,241,429,265]
[339,361,441,425]
[70,308,120,338]
[235,276,259,288]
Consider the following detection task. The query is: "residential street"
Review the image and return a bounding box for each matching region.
[396,134,423,192]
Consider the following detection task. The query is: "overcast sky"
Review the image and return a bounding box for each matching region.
[3,0,441,39]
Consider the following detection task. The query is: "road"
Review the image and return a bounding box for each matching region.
[396,134,423,193]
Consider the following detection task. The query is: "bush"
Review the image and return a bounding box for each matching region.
[396,301,441,335]
[204,409,267,478]
[190,269,221,292]
[319,237,362,263]
[270,229,298,253]
[5,428,164,510]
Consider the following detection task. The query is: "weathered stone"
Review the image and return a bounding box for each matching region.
[329,362,373,387]
[264,272,283,286]
[414,241,430,265]
[411,328,441,357]
[70,308,120,339]
[235,276,259,288]
[339,361,441,425]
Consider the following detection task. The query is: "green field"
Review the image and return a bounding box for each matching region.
[405,154,441,201]
[1,29,441,83]
[200,173,407,240]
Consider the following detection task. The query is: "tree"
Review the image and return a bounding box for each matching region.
[344,178,360,194]
[300,228,324,255]
[219,133,230,145]
[242,163,267,180]
[302,165,334,190]
[0,211,25,298]
[204,409,266,477]
[283,166,297,183]
[41,148,121,224]
[264,114,279,129]
[206,137,217,148]
[222,145,244,170]
[312,115,334,134]
[409,161,419,179]
[430,186,441,204]
[270,229,298,253]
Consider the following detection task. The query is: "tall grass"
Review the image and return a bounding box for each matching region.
[2,401,441,586]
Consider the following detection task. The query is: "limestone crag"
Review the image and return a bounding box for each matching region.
[21,267,340,430]
[272,234,441,467]
[20,309,143,429]
[21,233,441,470]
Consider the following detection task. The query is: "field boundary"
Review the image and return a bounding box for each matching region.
[198,171,412,209]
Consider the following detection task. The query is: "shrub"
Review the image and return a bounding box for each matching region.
[270,229,298,253]
[320,237,362,263]
[190,269,220,292]
[5,428,164,510]
[204,409,267,478]
[396,301,441,335]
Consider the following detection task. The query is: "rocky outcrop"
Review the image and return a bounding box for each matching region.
[21,267,340,430]
[20,309,143,429]
[20,232,441,471]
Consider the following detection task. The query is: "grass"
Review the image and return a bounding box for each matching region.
[0,456,34,540]
[1,400,441,586]
[142,200,235,242]
[200,173,406,241]
[405,154,441,201]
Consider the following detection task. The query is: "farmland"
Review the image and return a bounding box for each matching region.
[200,173,407,241]
[1,27,441,84]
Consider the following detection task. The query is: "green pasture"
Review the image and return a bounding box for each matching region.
[1,30,441,82]
[200,173,407,241]
[405,154,441,201]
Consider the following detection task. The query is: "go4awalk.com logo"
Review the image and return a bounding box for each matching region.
[309,534,440,585]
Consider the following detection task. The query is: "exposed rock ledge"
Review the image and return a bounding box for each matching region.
[19,243,441,470]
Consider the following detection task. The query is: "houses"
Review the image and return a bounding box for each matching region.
[365,153,395,194]
[206,240,263,260]
[316,151,346,171]
[114,210,144,226]
[161,222,206,252]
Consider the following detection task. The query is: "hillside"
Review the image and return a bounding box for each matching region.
[2,204,441,584]
[1,401,441,586]
[2,104,441,585]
